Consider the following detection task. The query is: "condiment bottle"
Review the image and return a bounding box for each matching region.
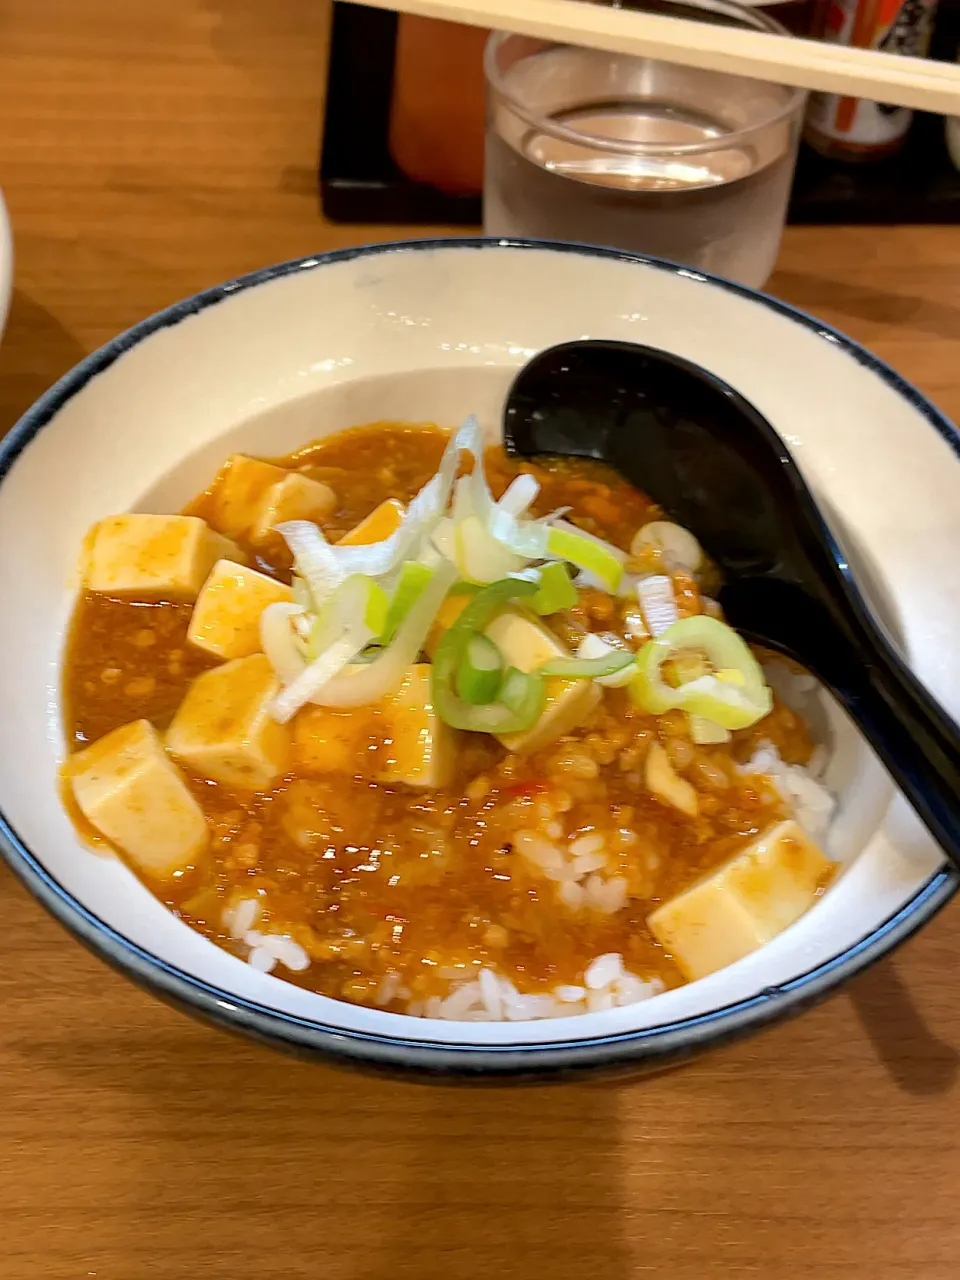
[388,16,487,194]
[805,0,939,160]
[386,5,819,195]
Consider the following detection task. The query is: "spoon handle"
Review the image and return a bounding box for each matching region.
[722,575,960,869]
[828,604,960,870]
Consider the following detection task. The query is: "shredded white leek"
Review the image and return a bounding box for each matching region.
[304,574,387,660]
[464,435,552,560]
[261,416,704,724]
[498,473,539,517]
[260,602,308,687]
[277,416,482,596]
[291,575,312,611]
[455,515,528,583]
[279,522,342,609]
[309,562,458,708]
[451,473,475,523]
[270,631,372,724]
[638,575,679,637]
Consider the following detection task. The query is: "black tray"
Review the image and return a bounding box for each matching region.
[320,1,960,227]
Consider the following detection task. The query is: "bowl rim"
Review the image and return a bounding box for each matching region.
[0,189,13,340]
[0,235,956,1079]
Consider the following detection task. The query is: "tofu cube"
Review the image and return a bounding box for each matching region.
[337,498,405,546]
[85,514,241,601]
[647,820,835,981]
[250,472,337,543]
[204,455,289,541]
[292,665,456,788]
[70,719,208,879]
[187,560,293,661]
[293,705,372,776]
[204,454,336,545]
[485,610,600,753]
[166,654,290,789]
[376,665,456,788]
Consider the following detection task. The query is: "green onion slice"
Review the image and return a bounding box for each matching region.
[497,666,542,715]
[456,633,504,705]
[381,562,433,645]
[629,615,772,730]
[307,574,388,659]
[431,579,546,733]
[545,525,624,593]
[537,651,635,680]
[529,562,578,616]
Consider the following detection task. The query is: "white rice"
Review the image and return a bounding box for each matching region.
[416,954,665,1023]
[741,742,837,841]
[248,947,276,974]
[514,829,566,874]
[586,989,615,1013]
[224,708,836,1021]
[570,833,605,859]
[394,735,835,1021]
[584,952,623,990]
[250,934,311,972]
[555,984,587,1003]
[224,902,312,976]
[478,968,503,1020]
[227,906,312,972]
[375,972,402,1007]
[559,880,585,910]
[223,896,260,939]
[614,973,654,1006]
[513,826,630,914]
[584,874,628,914]
[572,849,607,877]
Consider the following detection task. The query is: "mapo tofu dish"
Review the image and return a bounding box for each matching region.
[61,420,837,1021]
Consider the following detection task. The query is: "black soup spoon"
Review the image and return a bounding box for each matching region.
[504,339,960,870]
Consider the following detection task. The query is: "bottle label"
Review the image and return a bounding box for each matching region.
[806,0,938,150]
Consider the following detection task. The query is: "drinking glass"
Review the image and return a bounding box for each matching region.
[483,1,806,288]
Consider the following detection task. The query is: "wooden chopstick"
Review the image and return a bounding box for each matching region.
[358,0,960,116]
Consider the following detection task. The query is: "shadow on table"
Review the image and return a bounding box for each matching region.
[0,289,88,433]
[847,958,959,1097]
[771,270,960,341]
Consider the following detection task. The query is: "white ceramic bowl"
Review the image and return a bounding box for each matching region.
[0,239,957,1078]
[0,190,13,342]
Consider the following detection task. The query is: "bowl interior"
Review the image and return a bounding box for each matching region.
[0,241,955,1052]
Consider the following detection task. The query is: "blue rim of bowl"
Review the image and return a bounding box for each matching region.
[0,236,956,1079]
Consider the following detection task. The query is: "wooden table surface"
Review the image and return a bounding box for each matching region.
[1,2,959,1276]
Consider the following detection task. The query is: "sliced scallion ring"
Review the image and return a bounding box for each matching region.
[307,574,389,659]
[537,651,635,680]
[431,578,546,733]
[529,562,578,616]
[688,713,732,744]
[381,561,433,644]
[456,633,504,704]
[630,615,772,729]
[631,521,703,574]
[577,632,638,687]
[546,525,624,593]
[498,666,541,715]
